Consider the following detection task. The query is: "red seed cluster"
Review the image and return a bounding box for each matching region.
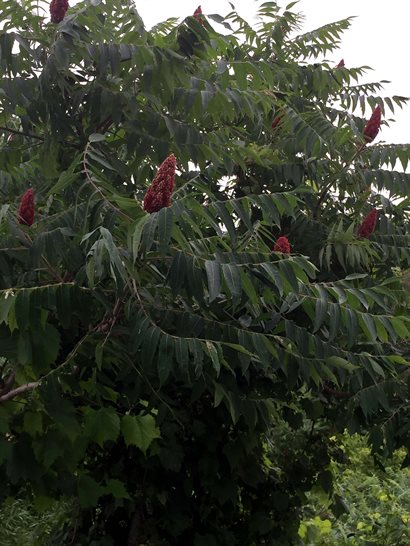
[18,188,35,226]
[271,115,284,130]
[273,236,291,254]
[143,154,177,213]
[357,208,378,238]
[336,59,345,68]
[50,0,69,24]
[193,5,205,25]
[363,105,382,144]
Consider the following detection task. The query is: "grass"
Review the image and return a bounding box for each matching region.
[0,497,73,546]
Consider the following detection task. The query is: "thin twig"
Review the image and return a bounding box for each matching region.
[323,383,351,399]
[41,254,64,282]
[21,231,64,283]
[313,147,364,219]
[100,296,125,347]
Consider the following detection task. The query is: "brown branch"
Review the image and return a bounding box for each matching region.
[41,255,64,282]
[0,381,39,403]
[0,126,44,141]
[96,296,125,342]
[23,231,64,283]
[0,332,91,404]
[0,295,128,405]
[323,383,351,399]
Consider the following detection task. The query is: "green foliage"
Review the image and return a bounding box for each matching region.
[0,497,72,546]
[300,433,410,546]
[0,0,409,544]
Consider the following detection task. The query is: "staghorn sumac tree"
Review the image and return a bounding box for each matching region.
[0,1,409,545]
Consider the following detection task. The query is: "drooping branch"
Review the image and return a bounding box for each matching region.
[0,331,92,404]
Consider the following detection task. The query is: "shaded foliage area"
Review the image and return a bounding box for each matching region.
[2,435,409,546]
[0,1,409,544]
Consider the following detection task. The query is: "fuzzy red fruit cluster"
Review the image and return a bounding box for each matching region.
[363,105,382,143]
[18,188,35,226]
[143,154,177,213]
[193,5,204,25]
[50,0,69,24]
[357,208,378,238]
[273,236,291,254]
[271,115,284,129]
[336,59,345,68]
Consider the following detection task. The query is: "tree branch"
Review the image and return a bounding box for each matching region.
[0,381,39,403]
[0,126,80,149]
[0,126,44,141]
[0,330,92,404]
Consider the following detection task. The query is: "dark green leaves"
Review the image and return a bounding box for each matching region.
[84,407,121,447]
[158,207,173,254]
[78,475,106,508]
[121,414,161,454]
[0,3,408,545]
[222,263,242,303]
[205,260,221,302]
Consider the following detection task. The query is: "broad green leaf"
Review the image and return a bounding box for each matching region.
[0,293,15,325]
[84,408,121,447]
[206,340,220,376]
[88,133,106,142]
[205,260,221,302]
[222,263,242,302]
[326,356,358,371]
[78,474,106,508]
[158,206,173,254]
[132,214,150,262]
[23,412,43,437]
[141,326,161,370]
[313,297,327,333]
[105,479,130,499]
[121,414,161,454]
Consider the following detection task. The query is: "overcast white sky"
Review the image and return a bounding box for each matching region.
[137,0,410,145]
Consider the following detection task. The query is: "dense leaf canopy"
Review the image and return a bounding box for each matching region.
[0,1,409,544]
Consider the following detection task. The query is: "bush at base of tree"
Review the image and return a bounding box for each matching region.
[300,433,410,546]
[0,497,72,546]
[0,1,409,544]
